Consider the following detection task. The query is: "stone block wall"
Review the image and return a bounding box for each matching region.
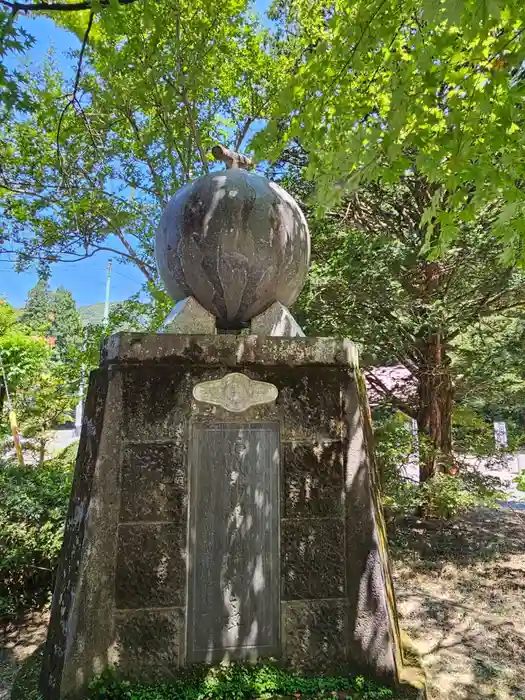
[40,334,403,699]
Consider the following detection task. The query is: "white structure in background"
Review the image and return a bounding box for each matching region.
[494,421,508,449]
[74,375,84,438]
[400,417,420,483]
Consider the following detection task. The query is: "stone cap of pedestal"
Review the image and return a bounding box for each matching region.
[101,333,359,368]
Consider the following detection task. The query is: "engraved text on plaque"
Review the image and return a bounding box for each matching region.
[187,422,280,662]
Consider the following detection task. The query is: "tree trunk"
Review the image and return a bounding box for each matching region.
[417,332,454,482]
[0,384,5,417]
[39,439,46,467]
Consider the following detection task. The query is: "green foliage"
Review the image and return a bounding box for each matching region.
[20,278,53,335]
[419,473,477,519]
[374,411,505,518]
[50,287,84,363]
[514,470,525,492]
[0,6,33,116]
[372,410,420,514]
[452,314,525,439]
[260,0,525,259]
[280,152,525,481]
[78,301,114,326]
[0,448,76,618]
[87,664,396,700]
[0,328,51,393]
[0,298,17,334]
[0,0,293,291]
[18,281,83,363]
[15,366,80,464]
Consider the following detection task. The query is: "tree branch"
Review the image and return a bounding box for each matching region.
[182,96,209,173]
[0,0,137,12]
[100,215,156,283]
[56,10,94,164]
[365,369,417,419]
[234,117,254,152]
[120,108,165,203]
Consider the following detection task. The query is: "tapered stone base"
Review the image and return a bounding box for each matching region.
[40,333,410,699]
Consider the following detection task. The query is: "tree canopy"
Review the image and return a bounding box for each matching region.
[2,0,525,482]
[277,144,525,478]
[257,0,525,261]
[0,0,292,302]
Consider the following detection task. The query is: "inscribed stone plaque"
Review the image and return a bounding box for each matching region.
[187,422,280,663]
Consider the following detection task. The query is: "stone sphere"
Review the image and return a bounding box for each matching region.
[155,168,310,329]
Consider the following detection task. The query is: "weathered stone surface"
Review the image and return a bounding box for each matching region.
[122,366,194,440]
[161,296,217,334]
[193,372,278,413]
[264,368,345,440]
[40,367,124,700]
[113,609,184,680]
[283,600,347,671]
[342,372,399,681]
[281,518,345,600]
[102,333,358,368]
[120,443,186,523]
[39,370,110,700]
[40,334,413,699]
[282,442,344,518]
[115,523,185,609]
[155,168,310,328]
[251,301,305,337]
[187,422,280,663]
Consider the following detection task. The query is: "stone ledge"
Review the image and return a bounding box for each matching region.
[101,333,359,368]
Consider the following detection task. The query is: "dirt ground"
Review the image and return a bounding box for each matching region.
[390,507,525,700]
[0,610,47,700]
[1,507,524,700]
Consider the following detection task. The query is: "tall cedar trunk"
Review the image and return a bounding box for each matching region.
[416,261,454,482]
[417,332,454,482]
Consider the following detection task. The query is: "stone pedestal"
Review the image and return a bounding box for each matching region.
[40,333,405,699]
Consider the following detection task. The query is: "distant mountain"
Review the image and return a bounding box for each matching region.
[78,302,119,326]
[78,302,150,330]
[78,303,108,326]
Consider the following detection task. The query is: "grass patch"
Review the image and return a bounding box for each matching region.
[87,664,400,700]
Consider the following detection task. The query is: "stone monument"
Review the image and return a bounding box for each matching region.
[40,146,422,699]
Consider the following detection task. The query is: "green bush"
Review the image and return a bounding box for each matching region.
[418,473,476,519]
[0,445,76,618]
[374,410,505,519]
[514,470,525,492]
[88,665,396,700]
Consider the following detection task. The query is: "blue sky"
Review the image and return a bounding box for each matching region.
[0,14,147,308]
[0,0,272,309]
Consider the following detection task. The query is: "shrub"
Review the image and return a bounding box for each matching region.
[0,445,76,618]
[418,473,476,519]
[514,470,525,492]
[374,410,506,519]
[87,665,397,700]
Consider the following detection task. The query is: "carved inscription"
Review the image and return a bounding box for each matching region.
[192,373,278,413]
[187,422,280,662]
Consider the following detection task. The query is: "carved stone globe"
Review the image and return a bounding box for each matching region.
[155,159,310,330]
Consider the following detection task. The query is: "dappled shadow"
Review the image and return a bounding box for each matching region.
[0,611,48,700]
[343,377,401,683]
[186,422,280,664]
[388,507,525,569]
[391,508,525,699]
